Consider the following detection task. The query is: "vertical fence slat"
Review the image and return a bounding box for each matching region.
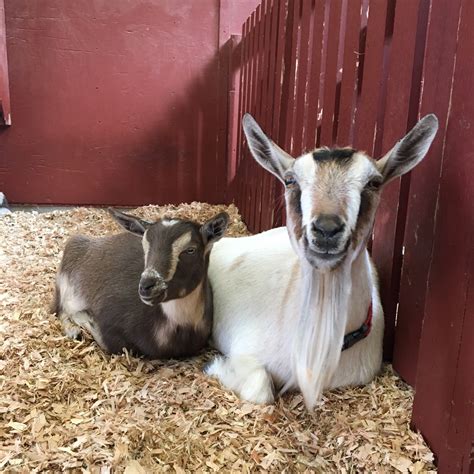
[266,0,294,228]
[260,0,280,230]
[243,12,258,227]
[253,0,271,232]
[319,0,343,147]
[249,5,264,231]
[371,0,422,361]
[282,0,300,154]
[353,0,388,154]
[305,0,326,150]
[336,0,362,146]
[259,0,276,231]
[226,36,242,192]
[233,27,246,203]
[275,0,298,227]
[241,15,254,223]
[236,18,251,217]
[267,0,289,229]
[292,0,313,155]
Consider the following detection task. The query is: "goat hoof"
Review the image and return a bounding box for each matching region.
[63,325,82,340]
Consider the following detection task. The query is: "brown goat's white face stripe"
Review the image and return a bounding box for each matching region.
[165,231,192,281]
[142,230,150,266]
[161,219,179,227]
[142,229,193,281]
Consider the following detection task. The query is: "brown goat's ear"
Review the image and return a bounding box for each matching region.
[108,208,151,236]
[242,113,294,183]
[377,114,439,185]
[201,212,229,246]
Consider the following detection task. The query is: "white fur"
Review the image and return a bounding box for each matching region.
[58,274,87,315]
[295,153,316,229]
[161,282,204,328]
[165,231,192,280]
[208,227,383,408]
[57,274,107,348]
[205,355,274,404]
[161,219,179,227]
[142,231,150,265]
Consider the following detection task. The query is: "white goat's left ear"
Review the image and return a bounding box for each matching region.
[377,114,439,184]
[201,212,229,246]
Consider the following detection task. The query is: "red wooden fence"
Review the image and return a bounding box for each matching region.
[227,0,473,471]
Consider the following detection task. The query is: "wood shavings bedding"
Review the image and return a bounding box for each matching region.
[0,203,435,472]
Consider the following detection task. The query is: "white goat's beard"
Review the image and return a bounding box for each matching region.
[290,259,352,409]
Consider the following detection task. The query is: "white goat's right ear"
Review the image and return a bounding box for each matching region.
[242,113,294,183]
[108,208,151,236]
[376,114,439,185]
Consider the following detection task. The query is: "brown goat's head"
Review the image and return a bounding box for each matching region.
[243,114,438,271]
[109,209,229,305]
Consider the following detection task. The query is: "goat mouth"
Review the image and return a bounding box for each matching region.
[303,235,349,261]
[140,296,155,306]
[140,290,167,306]
[308,248,346,261]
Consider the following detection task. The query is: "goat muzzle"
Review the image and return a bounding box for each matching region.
[138,275,168,304]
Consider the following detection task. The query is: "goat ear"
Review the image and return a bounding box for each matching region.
[201,212,229,246]
[376,114,439,185]
[108,208,151,236]
[242,113,294,182]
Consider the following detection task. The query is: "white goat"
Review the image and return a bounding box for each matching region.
[206,114,438,408]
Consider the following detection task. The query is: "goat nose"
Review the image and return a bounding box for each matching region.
[139,277,157,295]
[312,214,345,239]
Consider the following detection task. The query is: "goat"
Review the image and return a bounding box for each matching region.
[52,209,229,358]
[206,114,438,408]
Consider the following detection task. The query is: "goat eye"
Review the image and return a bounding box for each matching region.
[284,176,297,187]
[366,178,382,190]
[184,247,196,255]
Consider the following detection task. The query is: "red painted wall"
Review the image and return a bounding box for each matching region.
[0,0,258,205]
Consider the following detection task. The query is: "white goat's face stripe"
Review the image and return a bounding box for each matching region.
[165,231,192,281]
[294,154,317,229]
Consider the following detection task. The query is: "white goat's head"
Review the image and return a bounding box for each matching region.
[243,114,438,271]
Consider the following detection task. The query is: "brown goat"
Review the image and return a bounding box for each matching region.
[52,209,229,358]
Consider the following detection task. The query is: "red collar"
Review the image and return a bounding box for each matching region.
[342,304,373,351]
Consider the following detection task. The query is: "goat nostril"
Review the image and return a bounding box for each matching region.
[139,278,156,293]
[312,215,345,239]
